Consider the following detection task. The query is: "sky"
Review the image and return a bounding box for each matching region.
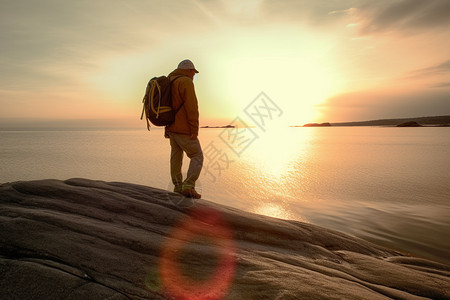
[1,0,450,128]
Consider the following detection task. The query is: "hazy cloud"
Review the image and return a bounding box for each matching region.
[321,88,450,122]
[328,8,357,16]
[431,82,450,88]
[0,0,210,90]
[259,0,450,34]
[413,60,450,75]
[355,0,450,35]
[259,0,360,26]
[404,59,450,80]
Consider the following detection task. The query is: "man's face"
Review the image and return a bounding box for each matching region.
[188,69,196,79]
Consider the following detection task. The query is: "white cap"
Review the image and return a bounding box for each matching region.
[178,59,199,73]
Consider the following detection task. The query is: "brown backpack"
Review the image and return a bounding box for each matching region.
[140,75,183,130]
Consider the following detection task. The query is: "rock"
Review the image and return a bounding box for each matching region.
[303,122,331,127]
[200,125,235,128]
[0,178,449,299]
[397,121,422,127]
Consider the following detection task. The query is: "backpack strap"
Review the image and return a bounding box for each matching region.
[140,78,154,131]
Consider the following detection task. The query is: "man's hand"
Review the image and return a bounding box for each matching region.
[190,134,197,140]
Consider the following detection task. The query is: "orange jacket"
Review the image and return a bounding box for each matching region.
[165,69,199,136]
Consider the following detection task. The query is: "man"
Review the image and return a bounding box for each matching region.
[165,59,203,199]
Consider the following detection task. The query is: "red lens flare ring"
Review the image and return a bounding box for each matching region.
[159,207,236,300]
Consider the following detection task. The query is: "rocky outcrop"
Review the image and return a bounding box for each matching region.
[1,179,449,299]
[397,121,422,127]
[303,122,331,127]
[332,115,450,126]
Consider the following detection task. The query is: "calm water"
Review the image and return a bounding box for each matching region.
[1,127,449,264]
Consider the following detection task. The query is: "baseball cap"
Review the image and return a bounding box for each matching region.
[178,59,199,73]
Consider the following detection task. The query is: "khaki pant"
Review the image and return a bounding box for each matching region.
[168,132,203,191]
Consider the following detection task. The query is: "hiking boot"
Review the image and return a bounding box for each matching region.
[181,188,201,199]
[173,185,183,194]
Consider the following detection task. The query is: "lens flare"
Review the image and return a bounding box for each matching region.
[159,206,236,300]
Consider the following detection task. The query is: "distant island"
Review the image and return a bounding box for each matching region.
[300,122,331,127]
[201,125,235,128]
[290,115,450,127]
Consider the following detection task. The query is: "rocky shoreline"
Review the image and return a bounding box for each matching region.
[1,178,449,299]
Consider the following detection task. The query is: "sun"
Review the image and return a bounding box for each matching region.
[224,56,336,124]
[202,26,340,125]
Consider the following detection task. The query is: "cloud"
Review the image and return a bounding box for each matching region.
[0,0,213,90]
[328,8,357,16]
[258,0,358,27]
[401,60,450,87]
[260,0,450,34]
[321,87,450,122]
[407,60,450,78]
[431,82,450,88]
[354,0,450,35]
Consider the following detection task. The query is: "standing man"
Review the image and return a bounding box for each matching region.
[165,59,203,199]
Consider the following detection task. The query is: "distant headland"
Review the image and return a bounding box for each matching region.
[298,122,331,127]
[291,115,450,127]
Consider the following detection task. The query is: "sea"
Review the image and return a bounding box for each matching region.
[1,127,449,265]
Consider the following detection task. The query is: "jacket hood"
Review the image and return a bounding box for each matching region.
[168,68,192,79]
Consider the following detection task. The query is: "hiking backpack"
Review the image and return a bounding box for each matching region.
[140,75,183,130]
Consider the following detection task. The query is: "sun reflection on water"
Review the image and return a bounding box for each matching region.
[247,126,314,177]
[237,127,316,220]
[252,202,294,220]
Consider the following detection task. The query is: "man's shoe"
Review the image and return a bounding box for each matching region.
[181,188,201,199]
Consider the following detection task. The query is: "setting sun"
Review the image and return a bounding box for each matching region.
[197,26,341,125]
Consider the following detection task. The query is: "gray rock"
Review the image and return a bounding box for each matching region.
[397,121,422,127]
[1,178,449,299]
